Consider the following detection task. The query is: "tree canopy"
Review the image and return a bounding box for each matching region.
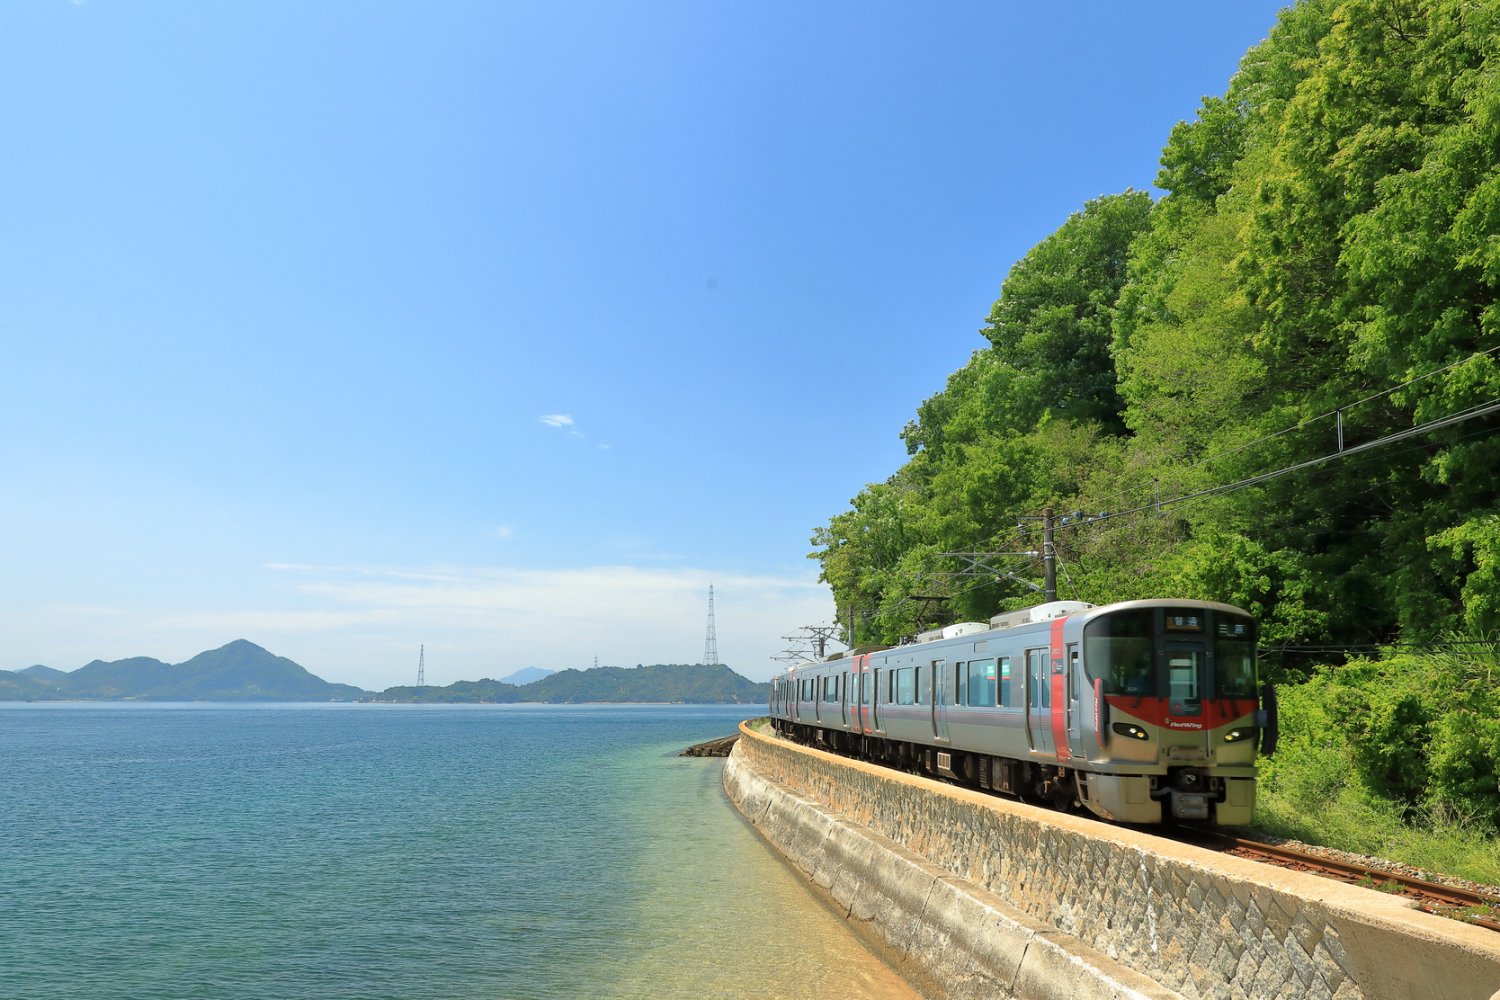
[811,0,1500,678]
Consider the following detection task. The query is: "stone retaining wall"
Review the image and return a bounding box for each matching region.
[725,722,1500,1000]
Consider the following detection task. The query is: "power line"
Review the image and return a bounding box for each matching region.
[818,348,1500,649]
[1046,344,1500,527]
[1075,396,1500,530]
[992,395,1500,553]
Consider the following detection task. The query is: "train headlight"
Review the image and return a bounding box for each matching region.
[1111,722,1150,741]
[1223,726,1259,743]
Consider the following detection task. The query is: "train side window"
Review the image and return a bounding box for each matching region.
[955,662,967,706]
[966,658,996,707]
[915,665,924,704]
[896,667,914,705]
[998,657,1012,706]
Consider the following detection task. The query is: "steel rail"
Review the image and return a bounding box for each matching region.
[1196,833,1500,932]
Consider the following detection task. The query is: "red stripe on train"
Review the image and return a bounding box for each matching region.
[1050,618,1071,761]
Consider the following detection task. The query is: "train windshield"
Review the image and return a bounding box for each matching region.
[1214,615,1258,697]
[1083,607,1258,698]
[1083,609,1154,695]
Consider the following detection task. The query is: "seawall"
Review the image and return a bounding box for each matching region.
[723,722,1500,1000]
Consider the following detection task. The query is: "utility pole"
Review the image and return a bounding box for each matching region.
[800,623,841,659]
[1042,506,1057,602]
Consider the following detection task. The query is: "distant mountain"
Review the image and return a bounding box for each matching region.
[1,648,768,705]
[0,641,367,702]
[526,664,767,704]
[0,670,47,701]
[499,666,554,686]
[369,663,769,705]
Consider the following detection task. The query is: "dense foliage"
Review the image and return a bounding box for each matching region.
[1256,642,1500,879]
[812,0,1500,677]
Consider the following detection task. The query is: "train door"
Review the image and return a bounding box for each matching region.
[1066,642,1084,752]
[841,670,849,727]
[931,658,950,742]
[1025,647,1054,756]
[851,655,869,735]
[872,667,882,733]
[1164,641,1210,752]
[859,657,873,735]
[852,659,864,731]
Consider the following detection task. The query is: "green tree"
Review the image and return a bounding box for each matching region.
[981,191,1152,433]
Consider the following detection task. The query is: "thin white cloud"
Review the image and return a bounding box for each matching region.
[256,562,833,685]
[7,564,835,689]
[491,525,515,540]
[539,413,585,438]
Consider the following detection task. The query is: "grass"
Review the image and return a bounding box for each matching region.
[1251,781,1500,888]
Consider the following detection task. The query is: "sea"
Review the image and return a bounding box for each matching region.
[0,703,918,1000]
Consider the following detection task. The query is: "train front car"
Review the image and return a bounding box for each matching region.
[1076,599,1269,825]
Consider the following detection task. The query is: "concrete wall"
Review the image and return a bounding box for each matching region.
[725,723,1500,1000]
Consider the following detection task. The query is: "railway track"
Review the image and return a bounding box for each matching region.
[1190,832,1500,932]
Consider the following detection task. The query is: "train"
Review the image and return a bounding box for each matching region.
[768,598,1278,825]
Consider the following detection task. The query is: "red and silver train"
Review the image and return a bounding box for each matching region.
[769,598,1277,825]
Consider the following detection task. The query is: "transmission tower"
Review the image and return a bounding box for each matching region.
[417,644,425,686]
[703,585,720,666]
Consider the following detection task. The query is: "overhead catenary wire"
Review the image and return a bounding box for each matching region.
[809,347,1500,649]
[1076,396,1500,529]
[996,393,1500,551]
[1045,343,1500,527]
[866,392,1500,623]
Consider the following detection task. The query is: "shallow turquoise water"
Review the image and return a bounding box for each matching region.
[0,703,915,999]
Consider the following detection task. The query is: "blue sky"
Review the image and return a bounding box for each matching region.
[2,1,1290,688]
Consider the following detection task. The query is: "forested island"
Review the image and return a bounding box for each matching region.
[0,640,366,702]
[0,640,769,705]
[809,0,1500,877]
[368,663,767,704]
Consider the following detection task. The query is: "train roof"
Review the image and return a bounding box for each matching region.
[773,597,1255,677]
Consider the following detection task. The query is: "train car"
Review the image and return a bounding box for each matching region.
[768,598,1277,825]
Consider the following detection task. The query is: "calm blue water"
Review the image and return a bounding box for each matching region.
[0,704,915,1000]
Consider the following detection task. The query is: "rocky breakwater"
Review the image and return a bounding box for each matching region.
[680,734,739,757]
[723,721,1500,1000]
